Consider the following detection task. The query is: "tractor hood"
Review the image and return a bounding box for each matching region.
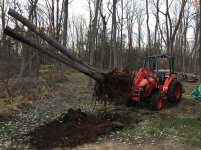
[139,78,156,87]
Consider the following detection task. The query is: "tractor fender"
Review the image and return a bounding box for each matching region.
[163,75,177,94]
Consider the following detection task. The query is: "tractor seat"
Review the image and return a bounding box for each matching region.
[157,72,166,83]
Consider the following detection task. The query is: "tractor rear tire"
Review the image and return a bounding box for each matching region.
[151,94,163,111]
[167,80,182,104]
[126,97,136,107]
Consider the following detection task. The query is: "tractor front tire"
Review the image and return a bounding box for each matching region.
[167,80,182,104]
[151,94,163,111]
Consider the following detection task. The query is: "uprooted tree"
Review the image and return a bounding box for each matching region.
[4,8,135,103]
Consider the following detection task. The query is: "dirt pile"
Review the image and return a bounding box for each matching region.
[94,68,135,104]
[29,109,109,148]
[28,108,143,148]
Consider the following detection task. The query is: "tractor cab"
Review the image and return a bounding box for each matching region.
[143,54,174,83]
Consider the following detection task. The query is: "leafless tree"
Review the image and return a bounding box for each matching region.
[89,0,100,85]
[99,0,110,69]
[112,0,118,68]
[60,0,69,79]
[146,0,151,55]
[160,0,187,54]
[0,0,6,60]
[125,0,136,67]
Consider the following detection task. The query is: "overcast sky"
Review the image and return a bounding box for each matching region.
[0,0,195,44]
[69,0,88,16]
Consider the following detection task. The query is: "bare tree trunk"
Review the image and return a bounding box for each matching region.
[128,29,132,67]
[154,0,159,51]
[170,0,187,55]
[13,0,19,56]
[18,0,38,77]
[137,9,143,51]
[109,26,113,69]
[60,0,69,80]
[120,0,124,67]
[146,0,151,55]
[182,8,189,73]
[125,1,135,67]
[183,27,187,73]
[112,0,118,68]
[28,0,38,77]
[89,0,100,85]
[99,2,107,69]
[1,0,6,60]
[90,0,100,62]
[165,0,170,53]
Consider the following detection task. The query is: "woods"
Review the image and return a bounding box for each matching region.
[0,0,200,81]
[0,0,200,102]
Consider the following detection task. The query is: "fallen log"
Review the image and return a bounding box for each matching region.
[4,27,105,81]
[8,8,96,72]
[5,10,135,103]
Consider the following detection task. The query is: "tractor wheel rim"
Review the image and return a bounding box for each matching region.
[175,85,181,99]
[157,98,163,109]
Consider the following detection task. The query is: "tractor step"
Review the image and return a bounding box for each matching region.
[131,88,140,101]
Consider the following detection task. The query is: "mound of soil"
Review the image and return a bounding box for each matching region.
[94,67,135,104]
[29,109,109,148]
[28,108,143,148]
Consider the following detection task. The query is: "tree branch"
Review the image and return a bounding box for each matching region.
[4,26,105,82]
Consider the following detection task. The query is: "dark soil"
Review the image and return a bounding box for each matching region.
[28,108,143,149]
[29,109,108,148]
[94,68,135,104]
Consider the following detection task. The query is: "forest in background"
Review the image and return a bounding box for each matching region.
[0,0,200,85]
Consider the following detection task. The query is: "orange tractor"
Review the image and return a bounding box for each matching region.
[127,54,184,111]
